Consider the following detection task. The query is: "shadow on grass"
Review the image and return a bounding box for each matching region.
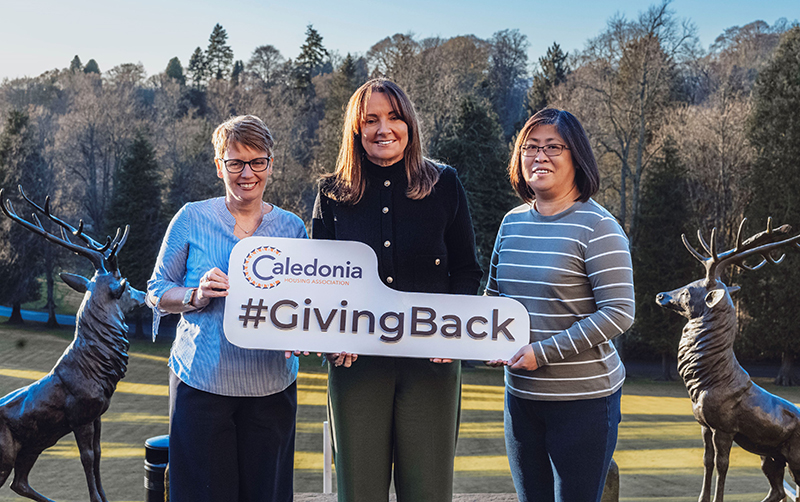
[0,322,796,501]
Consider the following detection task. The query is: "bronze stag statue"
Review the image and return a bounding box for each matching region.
[0,187,144,502]
[656,218,800,502]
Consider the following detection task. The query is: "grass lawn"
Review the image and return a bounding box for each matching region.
[0,321,796,501]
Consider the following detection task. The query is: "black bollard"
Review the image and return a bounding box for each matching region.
[144,435,169,502]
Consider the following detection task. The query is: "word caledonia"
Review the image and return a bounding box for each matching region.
[224,237,530,360]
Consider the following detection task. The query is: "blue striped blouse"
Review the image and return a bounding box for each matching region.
[147,197,308,397]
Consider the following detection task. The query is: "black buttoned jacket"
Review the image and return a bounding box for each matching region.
[311,159,482,295]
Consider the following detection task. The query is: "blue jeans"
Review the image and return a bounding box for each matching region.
[169,376,297,502]
[504,389,621,502]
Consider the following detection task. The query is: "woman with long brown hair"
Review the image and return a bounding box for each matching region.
[312,78,481,501]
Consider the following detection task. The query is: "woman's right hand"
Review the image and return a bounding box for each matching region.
[485,359,508,367]
[196,267,229,308]
[327,352,358,368]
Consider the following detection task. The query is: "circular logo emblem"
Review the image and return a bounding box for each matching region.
[243,246,282,289]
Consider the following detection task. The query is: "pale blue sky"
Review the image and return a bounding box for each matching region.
[1,0,797,81]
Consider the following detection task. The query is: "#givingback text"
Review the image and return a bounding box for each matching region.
[239,298,515,343]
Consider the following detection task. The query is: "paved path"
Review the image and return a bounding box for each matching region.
[294,496,516,501]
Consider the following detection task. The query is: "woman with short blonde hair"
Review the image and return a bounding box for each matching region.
[148,114,306,502]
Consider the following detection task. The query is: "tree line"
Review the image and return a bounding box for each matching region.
[1,1,799,382]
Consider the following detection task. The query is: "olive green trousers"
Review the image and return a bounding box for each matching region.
[327,356,461,502]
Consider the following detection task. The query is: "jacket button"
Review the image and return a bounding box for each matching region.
[382,207,389,214]
[384,240,391,247]
[386,276,394,283]
[435,258,441,265]
[384,180,391,187]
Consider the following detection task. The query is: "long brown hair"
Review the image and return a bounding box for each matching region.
[509,108,599,204]
[324,78,440,204]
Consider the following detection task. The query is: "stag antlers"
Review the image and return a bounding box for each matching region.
[0,185,129,272]
[682,218,800,286]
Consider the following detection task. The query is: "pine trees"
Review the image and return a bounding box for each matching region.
[165,57,185,85]
[206,23,234,81]
[0,111,49,323]
[231,60,245,85]
[527,43,569,114]
[187,24,234,87]
[187,47,208,88]
[69,55,82,73]
[740,26,800,385]
[83,59,100,74]
[433,97,516,274]
[629,140,695,378]
[106,133,163,336]
[316,54,366,172]
[295,25,329,89]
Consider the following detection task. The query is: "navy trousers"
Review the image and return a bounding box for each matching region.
[504,388,621,502]
[168,376,297,502]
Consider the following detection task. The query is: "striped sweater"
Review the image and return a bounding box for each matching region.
[485,200,635,401]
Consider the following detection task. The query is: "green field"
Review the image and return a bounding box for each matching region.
[0,323,797,501]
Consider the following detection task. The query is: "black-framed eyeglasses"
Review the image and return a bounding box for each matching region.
[220,157,273,173]
[520,144,569,158]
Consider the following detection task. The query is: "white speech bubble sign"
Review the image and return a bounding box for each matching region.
[224,237,530,360]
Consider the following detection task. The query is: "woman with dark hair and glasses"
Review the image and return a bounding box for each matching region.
[312,78,482,501]
[147,115,306,502]
[486,108,635,502]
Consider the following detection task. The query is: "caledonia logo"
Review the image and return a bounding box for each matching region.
[242,245,364,289]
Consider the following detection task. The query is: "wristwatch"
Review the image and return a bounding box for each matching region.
[182,288,197,309]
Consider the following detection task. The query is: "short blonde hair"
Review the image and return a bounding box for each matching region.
[212,115,274,159]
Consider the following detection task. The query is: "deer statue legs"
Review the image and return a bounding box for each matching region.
[73,418,108,502]
[760,456,787,502]
[703,427,735,502]
[699,426,714,502]
[9,452,56,502]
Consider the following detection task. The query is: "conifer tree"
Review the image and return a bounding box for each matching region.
[166,57,185,85]
[206,23,234,80]
[317,54,365,171]
[0,111,49,323]
[295,24,329,89]
[187,47,208,88]
[69,55,82,73]
[630,139,695,379]
[740,26,800,385]
[527,42,569,114]
[433,96,516,275]
[231,60,244,85]
[83,59,100,74]
[106,132,163,336]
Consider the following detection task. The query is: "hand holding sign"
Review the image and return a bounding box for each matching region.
[224,237,530,361]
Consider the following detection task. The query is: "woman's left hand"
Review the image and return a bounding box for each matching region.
[508,345,538,371]
[429,358,453,364]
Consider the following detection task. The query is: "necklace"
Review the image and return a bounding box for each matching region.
[227,201,265,235]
